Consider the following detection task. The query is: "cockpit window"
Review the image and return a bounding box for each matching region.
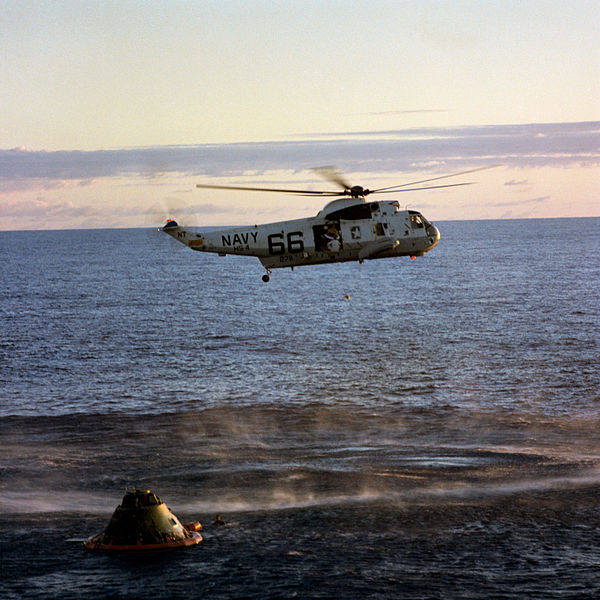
[410,214,424,228]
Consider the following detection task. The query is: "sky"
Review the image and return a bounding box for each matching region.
[1,0,598,230]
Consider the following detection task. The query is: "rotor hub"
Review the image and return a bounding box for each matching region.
[348,186,371,198]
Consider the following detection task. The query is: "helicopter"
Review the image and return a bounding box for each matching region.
[161,166,492,282]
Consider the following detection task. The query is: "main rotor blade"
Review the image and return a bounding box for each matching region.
[196,183,340,196]
[312,166,352,191]
[372,165,501,193]
[376,182,474,193]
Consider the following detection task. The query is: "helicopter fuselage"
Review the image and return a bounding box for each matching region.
[162,198,440,279]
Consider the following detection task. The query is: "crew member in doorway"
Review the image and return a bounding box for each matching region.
[324,225,341,252]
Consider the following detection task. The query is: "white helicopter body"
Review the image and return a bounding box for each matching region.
[162,196,440,282]
[159,167,494,281]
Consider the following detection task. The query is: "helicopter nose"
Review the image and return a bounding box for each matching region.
[427,224,441,250]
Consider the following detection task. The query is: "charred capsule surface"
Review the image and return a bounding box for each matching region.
[84,489,202,553]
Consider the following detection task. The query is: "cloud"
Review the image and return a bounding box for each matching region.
[1,122,598,186]
[2,196,102,220]
[0,178,95,195]
[488,196,551,208]
[2,121,598,229]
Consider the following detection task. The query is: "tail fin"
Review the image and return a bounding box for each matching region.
[161,219,187,246]
[161,219,208,252]
[162,219,179,231]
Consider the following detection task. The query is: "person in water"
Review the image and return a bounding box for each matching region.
[214,514,225,526]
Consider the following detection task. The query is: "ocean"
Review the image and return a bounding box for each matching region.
[1,218,599,599]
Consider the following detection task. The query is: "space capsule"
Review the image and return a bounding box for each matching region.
[84,488,202,553]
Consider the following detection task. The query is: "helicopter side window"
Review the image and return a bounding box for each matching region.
[325,203,372,221]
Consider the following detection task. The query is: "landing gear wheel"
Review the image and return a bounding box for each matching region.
[262,274,270,283]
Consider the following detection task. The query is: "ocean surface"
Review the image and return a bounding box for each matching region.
[1,217,599,599]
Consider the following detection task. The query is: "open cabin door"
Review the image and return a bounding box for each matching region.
[313,220,343,252]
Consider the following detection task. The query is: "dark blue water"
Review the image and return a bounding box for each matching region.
[1,218,599,599]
